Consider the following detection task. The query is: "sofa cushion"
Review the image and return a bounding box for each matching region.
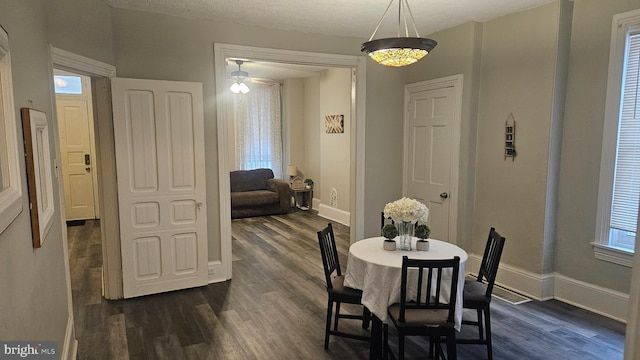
[231,190,281,208]
[230,168,275,192]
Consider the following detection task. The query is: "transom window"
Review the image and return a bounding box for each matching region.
[53,74,83,94]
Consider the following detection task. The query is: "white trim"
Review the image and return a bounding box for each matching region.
[467,254,555,300]
[214,43,366,281]
[403,75,463,246]
[207,261,227,283]
[60,315,78,360]
[592,242,633,267]
[0,26,23,235]
[47,47,122,301]
[467,253,629,323]
[594,9,640,264]
[554,274,628,323]
[51,47,115,77]
[626,192,640,358]
[317,203,350,226]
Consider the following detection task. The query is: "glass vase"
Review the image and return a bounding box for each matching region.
[397,221,414,251]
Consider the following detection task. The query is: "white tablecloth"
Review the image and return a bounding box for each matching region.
[344,237,468,330]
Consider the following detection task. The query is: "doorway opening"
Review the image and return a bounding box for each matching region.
[214,44,367,282]
[50,46,121,303]
[54,70,100,223]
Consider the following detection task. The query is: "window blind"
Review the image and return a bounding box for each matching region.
[611,33,640,233]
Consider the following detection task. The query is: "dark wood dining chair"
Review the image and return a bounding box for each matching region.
[457,227,506,360]
[381,211,395,229]
[384,256,461,360]
[317,223,370,349]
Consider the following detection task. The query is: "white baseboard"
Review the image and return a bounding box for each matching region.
[61,315,77,360]
[317,203,350,226]
[553,274,628,323]
[467,254,628,323]
[208,261,227,283]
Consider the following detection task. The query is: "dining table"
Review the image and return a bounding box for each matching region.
[343,236,468,360]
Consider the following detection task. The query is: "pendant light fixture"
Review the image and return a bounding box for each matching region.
[229,60,250,94]
[361,0,437,67]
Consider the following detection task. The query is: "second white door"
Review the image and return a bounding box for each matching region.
[112,78,208,298]
[56,94,98,221]
[404,78,460,243]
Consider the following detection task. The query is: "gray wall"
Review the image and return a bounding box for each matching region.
[401,21,483,250]
[304,76,321,200]
[110,8,405,260]
[474,3,561,274]
[319,68,351,212]
[555,0,639,293]
[2,0,640,349]
[0,0,113,344]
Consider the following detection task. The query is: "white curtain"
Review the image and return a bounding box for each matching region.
[234,81,283,178]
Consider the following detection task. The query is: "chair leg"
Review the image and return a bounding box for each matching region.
[325,299,333,349]
[363,307,371,329]
[446,334,457,360]
[334,302,341,332]
[428,336,434,359]
[477,308,485,341]
[484,307,493,360]
[434,336,442,360]
[398,334,405,360]
[383,324,388,360]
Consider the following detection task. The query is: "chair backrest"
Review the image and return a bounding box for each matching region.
[381,211,395,229]
[477,227,506,297]
[397,256,461,324]
[317,223,341,290]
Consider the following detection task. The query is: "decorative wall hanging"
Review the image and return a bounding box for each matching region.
[325,114,344,133]
[504,113,516,161]
[21,108,55,248]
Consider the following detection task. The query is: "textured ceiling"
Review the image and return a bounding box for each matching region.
[103,0,556,38]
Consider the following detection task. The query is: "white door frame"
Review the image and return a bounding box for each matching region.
[49,47,121,299]
[214,43,367,280]
[403,74,463,245]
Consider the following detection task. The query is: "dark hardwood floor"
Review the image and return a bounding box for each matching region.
[68,211,625,359]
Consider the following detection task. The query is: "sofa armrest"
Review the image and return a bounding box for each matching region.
[267,178,292,213]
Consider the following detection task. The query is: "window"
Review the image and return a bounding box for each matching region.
[0,25,22,234]
[595,9,640,266]
[233,82,283,178]
[53,74,83,94]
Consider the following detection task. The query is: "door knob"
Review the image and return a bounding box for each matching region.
[440,192,448,199]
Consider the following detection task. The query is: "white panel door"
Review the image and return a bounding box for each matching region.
[112,78,208,298]
[56,97,97,220]
[405,86,454,242]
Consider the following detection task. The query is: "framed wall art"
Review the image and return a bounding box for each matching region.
[21,108,55,248]
[325,114,344,133]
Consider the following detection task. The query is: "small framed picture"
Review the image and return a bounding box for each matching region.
[21,108,55,248]
[291,177,305,190]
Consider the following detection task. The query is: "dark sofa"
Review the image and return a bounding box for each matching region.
[230,168,291,219]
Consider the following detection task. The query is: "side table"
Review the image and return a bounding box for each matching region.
[292,188,313,210]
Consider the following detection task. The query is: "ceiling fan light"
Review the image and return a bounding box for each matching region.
[229,59,251,94]
[229,82,242,94]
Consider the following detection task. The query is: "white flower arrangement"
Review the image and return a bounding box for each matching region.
[383,197,429,224]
